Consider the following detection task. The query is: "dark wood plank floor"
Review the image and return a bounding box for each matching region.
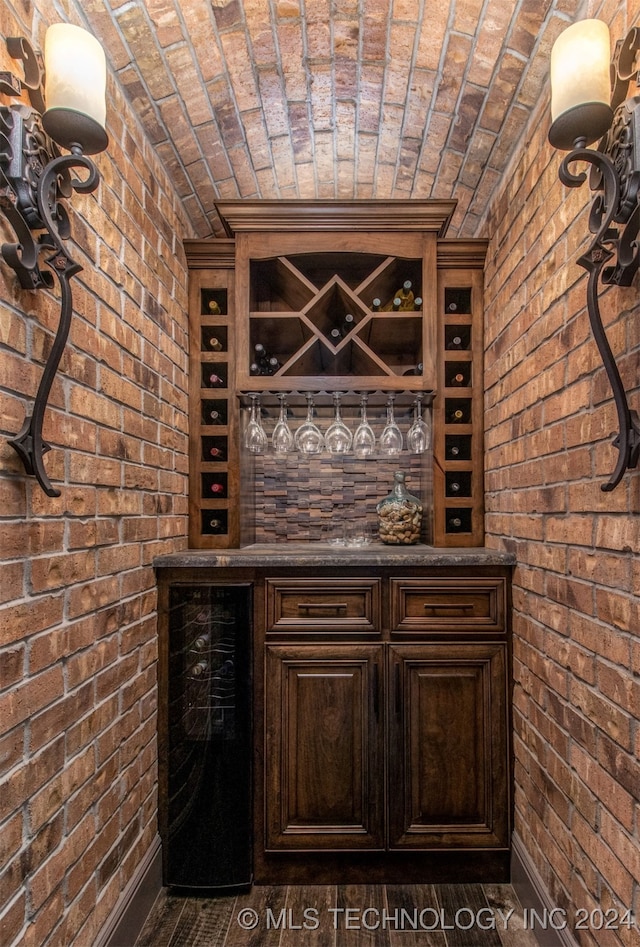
[136,884,540,947]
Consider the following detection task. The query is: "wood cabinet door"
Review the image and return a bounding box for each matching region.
[387,643,509,850]
[265,645,384,851]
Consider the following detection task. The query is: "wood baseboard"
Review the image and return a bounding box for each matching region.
[95,835,163,947]
[511,832,579,947]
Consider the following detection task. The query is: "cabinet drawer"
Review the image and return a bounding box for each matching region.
[390,578,506,633]
[266,578,381,633]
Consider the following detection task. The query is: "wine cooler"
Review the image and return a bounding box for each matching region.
[165,584,252,889]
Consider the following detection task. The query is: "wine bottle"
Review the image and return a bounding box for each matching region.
[445,436,470,460]
[447,301,458,312]
[207,335,223,351]
[395,280,414,310]
[446,406,465,423]
[341,313,355,335]
[254,342,277,375]
[254,342,269,370]
[207,372,224,387]
[447,516,463,530]
[372,298,381,311]
[332,314,354,338]
[209,445,226,459]
[391,297,402,311]
[193,634,210,651]
[413,296,422,310]
[448,371,467,386]
[402,361,423,376]
[208,300,221,315]
[209,482,225,494]
[202,402,227,427]
[448,481,461,493]
[190,660,209,678]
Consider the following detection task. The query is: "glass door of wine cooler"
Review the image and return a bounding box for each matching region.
[166,584,252,889]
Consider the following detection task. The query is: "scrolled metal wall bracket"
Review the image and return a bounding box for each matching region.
[0,32,107,497]
[549,25,640,491]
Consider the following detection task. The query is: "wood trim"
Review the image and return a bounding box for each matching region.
[511,832,579,947]
[97,835,162,947]
[215,200,457,235]
[254,850,511,885]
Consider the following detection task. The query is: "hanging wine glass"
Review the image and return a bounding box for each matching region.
[295,393,324,454]
[353,393,376,458]
[407,395,431,453]
[272,394,294,454]
[243,394,268,453]
[325,392,353,454]
[379,395,403,456]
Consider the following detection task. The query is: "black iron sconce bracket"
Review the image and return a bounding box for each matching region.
[550,26,640,491]
[0,35,104,497]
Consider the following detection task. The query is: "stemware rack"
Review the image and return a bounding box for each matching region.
[186,201,487,549]
[238,390,433,453]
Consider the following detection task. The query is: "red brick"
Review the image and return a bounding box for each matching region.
[66,637,120,691]
[0,666,64,732]
[29,683,94,753]
[65,576,122,620]
[571,743,636,833]
[570,679,633,751]
[30,811,96,911]
[572,812,633,906]
[0,891,26,947]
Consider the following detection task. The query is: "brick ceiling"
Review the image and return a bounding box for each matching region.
[82,0,583,239]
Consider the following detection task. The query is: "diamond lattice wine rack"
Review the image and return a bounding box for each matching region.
[242,252,427,388]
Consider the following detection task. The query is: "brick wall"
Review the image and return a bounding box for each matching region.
[0,2,191,945]
[483,2,640,943]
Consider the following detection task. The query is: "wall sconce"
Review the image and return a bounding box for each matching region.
[549,20,640,492]
[0,24,108,496]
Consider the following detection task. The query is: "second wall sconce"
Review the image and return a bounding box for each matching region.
[549,20,640,492]
[0,24,108,496]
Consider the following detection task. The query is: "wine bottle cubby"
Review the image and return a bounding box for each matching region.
[187,238,239,548]
[433,264,485,546]
[186,203,487,549]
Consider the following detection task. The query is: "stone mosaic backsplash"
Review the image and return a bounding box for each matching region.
[249,451,432,544]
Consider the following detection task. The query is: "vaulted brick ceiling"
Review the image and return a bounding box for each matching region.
[82,0,583,239]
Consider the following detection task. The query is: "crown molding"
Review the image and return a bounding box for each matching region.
[184,238,236,268]
[214,199,457,236]
[437,238,489,268]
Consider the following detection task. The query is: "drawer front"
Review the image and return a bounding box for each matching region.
[390,578,506,633]
[266,578,381,633]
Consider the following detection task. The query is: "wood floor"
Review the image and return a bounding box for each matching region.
[135,883,541,947]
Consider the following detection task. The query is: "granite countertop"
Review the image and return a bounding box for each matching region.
[154,543,516,569]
